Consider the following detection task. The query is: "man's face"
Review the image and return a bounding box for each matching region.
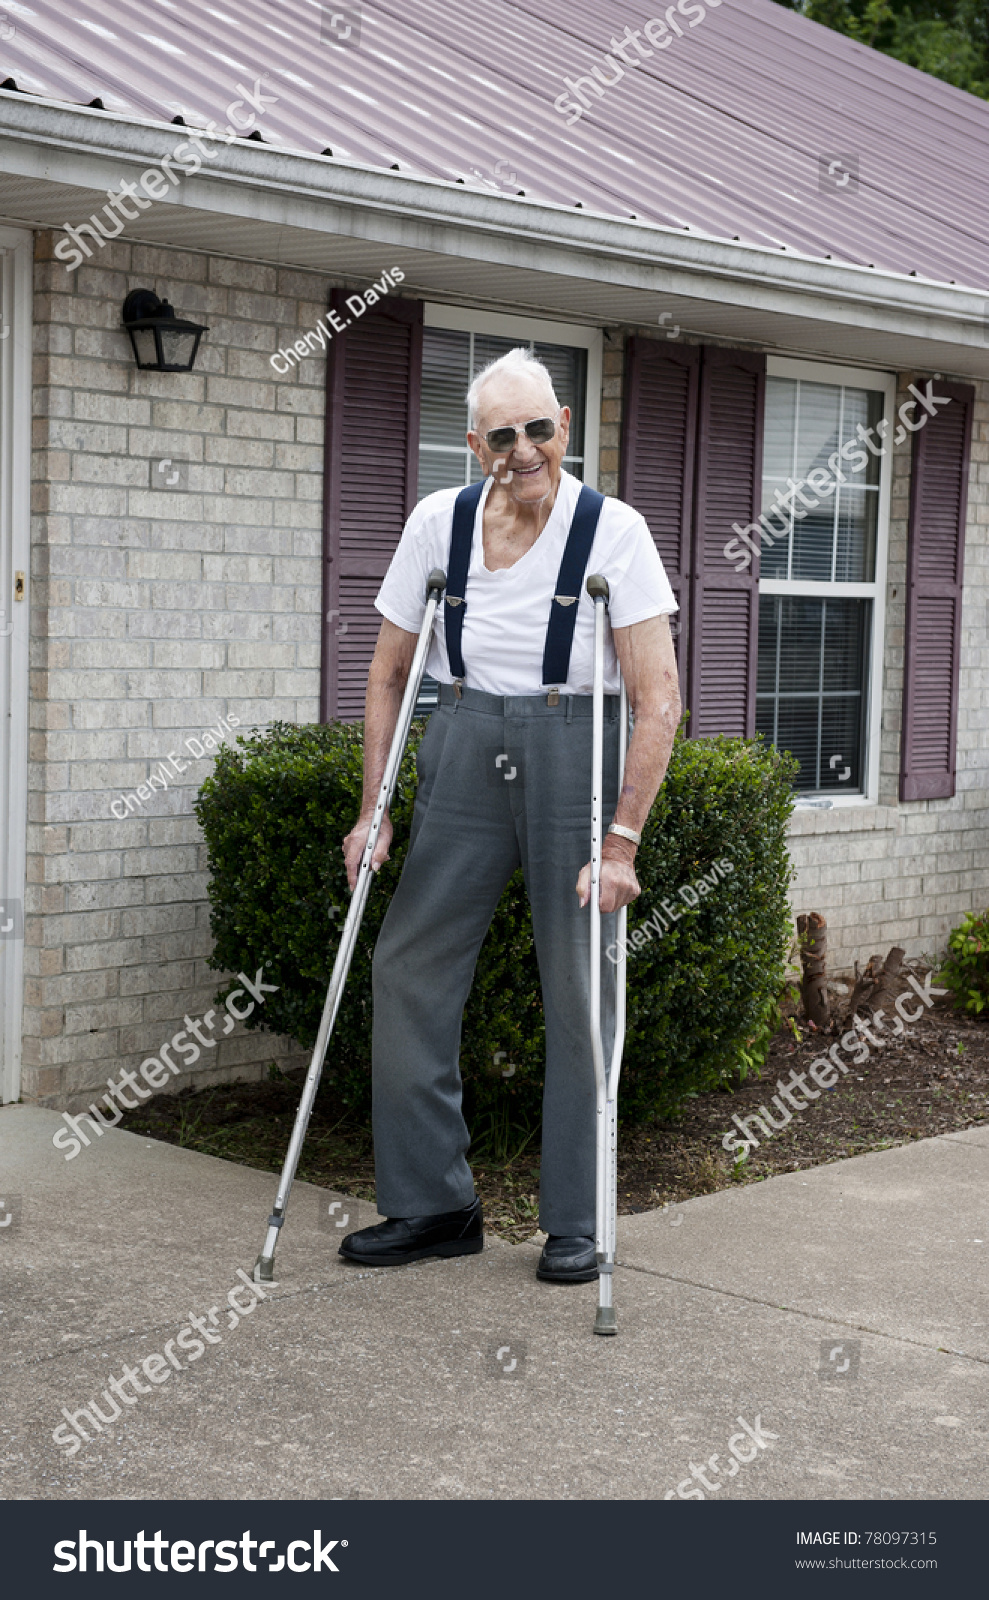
[468,373,571,506]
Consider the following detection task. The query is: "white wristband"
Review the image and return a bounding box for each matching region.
[607,823,641,846]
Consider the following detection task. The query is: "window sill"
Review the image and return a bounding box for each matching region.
[787,802,899,837]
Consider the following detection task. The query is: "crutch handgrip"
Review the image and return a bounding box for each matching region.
[427,568,447,595]
[586,574,610,602]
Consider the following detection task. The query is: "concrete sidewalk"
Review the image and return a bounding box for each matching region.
[1,1103,986,1501]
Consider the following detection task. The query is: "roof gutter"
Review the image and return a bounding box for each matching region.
[0,90,986,353]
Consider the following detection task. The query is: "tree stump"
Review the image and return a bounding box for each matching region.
[844,946,906,1028]
[796,912,830,1029]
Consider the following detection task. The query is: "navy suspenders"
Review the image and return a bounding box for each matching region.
[541,485,606,686]
[443,480,605,687]
[444,479,484,683]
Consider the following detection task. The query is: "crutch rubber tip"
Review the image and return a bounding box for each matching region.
[253,1253,276,1284]
[426,568,447,594]
[586,574,610,603]
[593,1306,618,1336]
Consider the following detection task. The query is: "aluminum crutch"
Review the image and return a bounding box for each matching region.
[253,567,447,1284]
[586,575,629,1336]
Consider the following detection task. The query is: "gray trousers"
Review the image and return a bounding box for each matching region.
[371,684,619,1236]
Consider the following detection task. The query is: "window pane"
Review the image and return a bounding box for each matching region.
[823,597,868,692]
[420,328,470,446]
[768,698,820,792]
[756,595,870,793]
[535,342,586,461]
[840,388,883,489]
[472,333,518,386]
[820,691,865,792]
[835,484,877,583]
[759,486,790,579]
[418,448,469,498]
[777,596,823,694]
[757,596,779,696]
[795,381,841,481]
[790,499,836,583]
[789,381,839,580]
[763,376,797,480]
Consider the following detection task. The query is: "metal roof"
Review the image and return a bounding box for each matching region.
[0,0,987,289]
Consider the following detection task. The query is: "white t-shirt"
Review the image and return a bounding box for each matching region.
[375,470,677,695]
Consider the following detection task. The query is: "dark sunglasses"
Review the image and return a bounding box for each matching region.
[483,416,557,452]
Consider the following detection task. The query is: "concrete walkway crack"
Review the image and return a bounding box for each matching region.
[615,1258,989,1366]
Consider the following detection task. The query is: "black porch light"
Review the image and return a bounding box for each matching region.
[122,288,208,372]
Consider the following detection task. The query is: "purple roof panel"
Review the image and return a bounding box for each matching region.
[0,0,987,287]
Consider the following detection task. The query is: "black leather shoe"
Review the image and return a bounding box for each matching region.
[338,1197,483,1266]
[537,1234,598,1283]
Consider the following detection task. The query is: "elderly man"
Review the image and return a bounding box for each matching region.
[339,346,681,1281]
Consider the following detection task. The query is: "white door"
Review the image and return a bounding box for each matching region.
[0,226,32,1104]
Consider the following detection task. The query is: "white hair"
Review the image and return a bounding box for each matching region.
[467,346,559,430]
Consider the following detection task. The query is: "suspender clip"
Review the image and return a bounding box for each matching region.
[454,679,463,700]
[546,688,560,707]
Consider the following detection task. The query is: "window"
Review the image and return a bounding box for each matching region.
[756,359,893,800]
[418,309,599,497]
[414,307,601,707]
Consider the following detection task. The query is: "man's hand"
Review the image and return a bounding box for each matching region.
[343,811,393,891]
[343,619,418,892]
[576,838,641,914]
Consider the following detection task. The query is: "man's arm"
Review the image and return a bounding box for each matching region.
[342,618,418,890]
[576,613,682,913]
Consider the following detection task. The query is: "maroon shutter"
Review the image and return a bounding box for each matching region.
[899,380,974,801]
[321,293,422,721]
[687,347,765,737]
[619,339,698,667]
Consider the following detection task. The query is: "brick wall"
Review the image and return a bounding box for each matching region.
[25,232,326,1108]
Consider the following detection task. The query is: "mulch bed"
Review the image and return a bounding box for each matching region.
[118,986,989,1243]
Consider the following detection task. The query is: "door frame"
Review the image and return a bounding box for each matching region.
[0,225,33,1103]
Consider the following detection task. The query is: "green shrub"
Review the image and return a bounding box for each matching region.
[938,909,989,1015]
[618,732,797,1118]
[194,721,796,1139]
